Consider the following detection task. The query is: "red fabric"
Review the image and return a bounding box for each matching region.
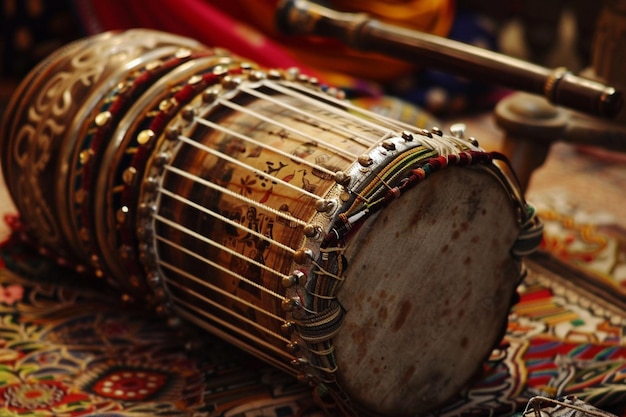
[72,0,457,84]
[74,0,313,74]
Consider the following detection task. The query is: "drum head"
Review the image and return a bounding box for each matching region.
[335,165,520,415]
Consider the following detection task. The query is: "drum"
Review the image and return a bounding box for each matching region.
[0,30,542,416]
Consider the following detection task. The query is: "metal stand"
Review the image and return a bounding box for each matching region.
[495,0,626,191]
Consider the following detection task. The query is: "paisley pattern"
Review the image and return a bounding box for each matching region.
[0,233,320,416]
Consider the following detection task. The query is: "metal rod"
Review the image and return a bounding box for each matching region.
[276,0,623,118]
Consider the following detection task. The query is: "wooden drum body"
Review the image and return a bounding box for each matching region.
[0,30,542,416]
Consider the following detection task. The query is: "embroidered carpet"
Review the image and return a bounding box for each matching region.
[1,0,625,412]
[0,102,625,416]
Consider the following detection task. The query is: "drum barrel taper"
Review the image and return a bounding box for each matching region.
[276,0,623,119]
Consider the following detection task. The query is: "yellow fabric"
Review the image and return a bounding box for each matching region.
[223,0,455,82]
[334,0,454,36]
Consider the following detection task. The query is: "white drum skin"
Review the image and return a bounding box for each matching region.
[336,166,520,415]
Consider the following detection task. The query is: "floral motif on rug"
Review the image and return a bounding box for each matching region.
[0,239,319,416]
[1,204,626,416]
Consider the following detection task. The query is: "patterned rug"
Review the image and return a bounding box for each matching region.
[1,198,626,416]
[0,219,321,416]
[1,1,625,413]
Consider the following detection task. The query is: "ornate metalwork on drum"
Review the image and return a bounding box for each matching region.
[0,30,207,285]
[0,29,543,417]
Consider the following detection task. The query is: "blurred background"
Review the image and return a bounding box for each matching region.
[0,0,599,114]
[0,0,612,239]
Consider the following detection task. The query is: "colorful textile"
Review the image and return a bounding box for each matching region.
[1,201,626,416]
[1,89,625,416]
[72,0,454,84]
[0,225,321,416]
[1,0,499,115]
[71,0,500,113]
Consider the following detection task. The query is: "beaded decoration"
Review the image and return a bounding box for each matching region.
[0,29,544,417]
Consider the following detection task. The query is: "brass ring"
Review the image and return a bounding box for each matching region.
[544,66,570,102]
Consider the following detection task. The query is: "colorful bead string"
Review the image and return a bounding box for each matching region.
[116,60,246,303]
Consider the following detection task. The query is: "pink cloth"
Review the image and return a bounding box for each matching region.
[74,0,315,74]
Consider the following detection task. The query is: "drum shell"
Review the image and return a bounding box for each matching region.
[0,29,537,417]
[0,30,206,270]
[142,86,384,367]
[138,81,524,415]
